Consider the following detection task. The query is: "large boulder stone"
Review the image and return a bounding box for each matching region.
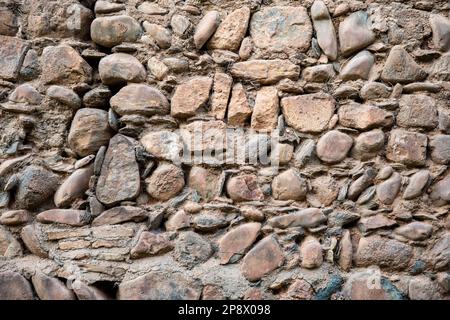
[208,7,250,51]
[316,130,353,163]
[250,6,312,54]
[99,53,146,85]
[230,60,300,85]
[96,134,141,206]
[68,108,112,157]
[281,93,335,133]
[194,11,220,49]
[91,15,142,47]
[171,77,212,118]
[338,103,393,130]
[110,84,169,116]
[386,129,427,166]
[41,45,92,85]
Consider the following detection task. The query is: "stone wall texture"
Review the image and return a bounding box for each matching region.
[0,0,450,300]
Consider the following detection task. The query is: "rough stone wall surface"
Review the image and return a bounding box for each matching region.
[0,0,449,300]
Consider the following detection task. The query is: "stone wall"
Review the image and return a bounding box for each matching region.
[0,0,449,300]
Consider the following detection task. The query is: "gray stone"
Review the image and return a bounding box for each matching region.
[430,14,450,52]
[208,7,250,51]
[0,35,29,81]
[340,50,374,80]
[376,172,402,205]
[339,11,375,56]
[99,53,146,85]
[430,135,450,164]
[386,129,427,166]
[381,46,427,84]
[173,231,213,269]
[316,130,353,163]
[91,15,142,47]
[311,1,337,60]
[397,94,438,130]
[403,170,430,199]
[194,11,220,49]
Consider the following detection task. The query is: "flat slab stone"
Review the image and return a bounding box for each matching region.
[0,35,29,81]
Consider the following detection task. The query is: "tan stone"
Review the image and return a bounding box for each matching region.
[0,35,30,81]
[230,60,300,85]
[194,11,220,49]
[267,208,327,228]
[338,103,393,130]
[316,130,353,163]
[130,232,173,258]
[218,222,261,264]
[208,7,250,51]
[210,72,233,120]
[386,129,427,166]
[92,206,148,226]
[36,209,88,226]
[227,83,251,126]
[281,93,335,133]
[21,224,48,258]
[300,236,323,269]
[251,87,279,132]
[99,53,146,85]
[146,163,185,201]
[272,168,308,201]
[91,15,142,47]
[171,77,212,118]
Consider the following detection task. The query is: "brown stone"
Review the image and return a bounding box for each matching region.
[250,6,312,54]
[0,271,34,300]
[92,206,148,226]
[37,209,88,226]
[267,208,326,229]
[351,129,385,160]
[340,51,374,80]
[359,214,397,233]
[430,14,450,52]
[227,83,252,126]
[218,222,261,264]
[96,134,141,206]
[208,7,250,51]
[171,77,212,118]
[180,120,227,155]
[0,35,29,81]
[381,46,427,84]
[188,166,220,202]
[339,230,352,271]
[0,226,21,257]
[165,210,190,231]
[230,60,300,85]
[302,64,336,82]
[91,15,142,47]
[308,175,339,206]
[355,236,413,270]
[146,163,185,201]
[54,165,94,208]
[316,130,353,163]
[47,85,81,109]
[0,210,30,226]
[251,87,279,132]
[21,224,48,258]
[32,272,76,300]
[130,231,173,258]
[339,11,375,56]
[300,236,323,269]
[283,279,314,300]
[110,84,169,116]
[99,53,146,85]
[386,129,427,166]
[194,11,220,49]
[403,170,430,200]
[143,22,172,49]
[68,108,112,157]
[376,172,402,205]
[118,272,201,300]
[281,93,335,133]
[41,45,92,85]
[226,175,264,202]
[9,83,42,104]
[72,280,110,300]
[338,103,393,130]
[429,233,450,271]
[430,135,450,164]
[395,222,433,241]
[241,236,285,282]
[311,1,337,60]
[343,271,403,300]
[430,173,450,205]
[397,95,438,129]
[272,168,308,201]
[210,72,232,120]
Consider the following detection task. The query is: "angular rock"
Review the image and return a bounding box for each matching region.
[250,6,312,54]
[210,72,232,120]
[0,35,29,81]
[173,231,213,269]
[302,64,336,82]
[91,15,142,47]
[395,222,433,241]
[96,134,141,206]
[430,174,450,205]
[41,45,92,85]
[397,95,438,130]
[386,129,427,166]
[180,120,226,155]
[99,53,146,85]
[281,93,335,133]
[192,214,228,232]
[271,143,294,165]
[37,209,88,226]
[171,77,212,118]
[13,165,57,210]
[311,1,337,60]
[338,103,393,130]
[218,222,261,264]
[241,236,285,282]
[140,130,182,162]
[194,11,220,49]
[403,170,430,199]
[145,163,185,201]
[32,272,76,300]
[308,175,339,206]
[339,11,375,56]
[226,175,264,202]
[251,87,279,132]
[272,168,308,201]
[381,46,427,84]
[118,271,201,300]
[20,224,48,258]
[130,231,173,258]
[230,60,300,85]
[92,206,148,226]
[376,172,402,205]
[165,210,190,231]
[54,165,93,208]
[143,22,172,49]
[0,271,34,300]
[47,86,81,109]
[9,83,42,105]
[430,14,450,52]
[316,130,353,163]
[300,236,323,269]
[268,208,326,228]
[359,214,397,233]
[360,82,391,100]
[429,233,450,271]
[0,226,21,257]
[188,167,220,202]
[147,57,168,80]
[83,86,112,109]
[430,135,450,164]
[351,129,385,160]
[339,230,352,271]
[0,210,29,226]
[340,50,374,80]
[227,83,252,126]
[68,108,112,157]
[355,236,413,270]
[208,7,250,51]
[110,84,169,116]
